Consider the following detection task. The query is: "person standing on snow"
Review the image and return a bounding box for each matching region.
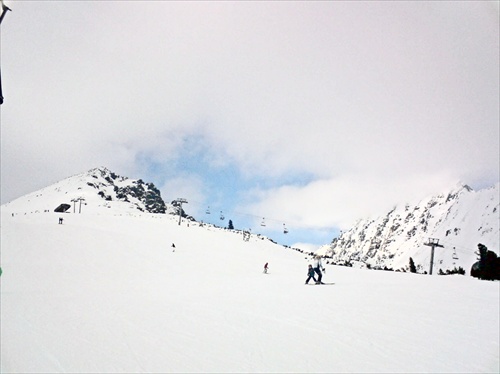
[263,262,269,273]
[313,255,325,284]
[305,264,317,284]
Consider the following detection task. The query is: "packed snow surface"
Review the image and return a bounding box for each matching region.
[1,207,499,373]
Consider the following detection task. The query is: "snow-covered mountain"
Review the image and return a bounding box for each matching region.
[3,167,499,277]
[318,183,500,274]
[2,167,178,216]
[1,173,499,373]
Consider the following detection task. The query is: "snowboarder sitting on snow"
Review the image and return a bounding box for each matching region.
[313,255,325,284]
[305,264,317,284]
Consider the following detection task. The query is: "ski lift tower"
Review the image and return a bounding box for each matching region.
[71,198,78,213]
[77,197,86,213]
[424,238,444,275]
[175,198,188,225]
[70,197,86,213]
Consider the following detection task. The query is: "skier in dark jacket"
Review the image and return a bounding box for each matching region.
[305,264,317,284]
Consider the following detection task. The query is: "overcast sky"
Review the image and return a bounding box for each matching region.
[1,1,498,246]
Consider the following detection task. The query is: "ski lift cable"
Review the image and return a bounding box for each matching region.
[180,198,297,231]
[183,198,340,235]
[435,244,461,259]
[439,239,480,254]
[197,199,293,224]
[187,198,259,220]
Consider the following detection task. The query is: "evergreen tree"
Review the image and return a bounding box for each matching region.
[227,219,234,230]
[409,257,417,273]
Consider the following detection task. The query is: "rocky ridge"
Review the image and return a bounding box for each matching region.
[318,183,499,274]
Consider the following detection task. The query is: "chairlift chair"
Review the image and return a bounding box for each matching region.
[220,211,225,220]
[283,223,288,234]
[206,206,210,214]
[261,218,266,227]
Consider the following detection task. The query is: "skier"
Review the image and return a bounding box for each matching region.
[305,264,317,284]
[313,255,325,284]
[171,243,176,252]
[263,262,269,273]
[58,217,63,224]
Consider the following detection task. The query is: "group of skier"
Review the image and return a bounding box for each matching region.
[305,255,325,284]
[263,255,327,284]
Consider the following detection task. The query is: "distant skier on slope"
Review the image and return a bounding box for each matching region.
[263,262,269,273]
[305,264,317,284]
[313,255,325,284]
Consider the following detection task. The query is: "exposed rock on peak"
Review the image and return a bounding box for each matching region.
[84,168,167,213]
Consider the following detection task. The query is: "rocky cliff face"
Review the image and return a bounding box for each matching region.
[319,183,499,274]
[85,167,167,214]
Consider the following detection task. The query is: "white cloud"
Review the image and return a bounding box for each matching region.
[1,0,498,239]
[242,172,459,230]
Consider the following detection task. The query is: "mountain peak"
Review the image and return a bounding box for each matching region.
[2,167,173,215]
[452,182,473,193]
[87,166,120,180]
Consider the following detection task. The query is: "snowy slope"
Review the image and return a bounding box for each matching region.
[319,183,500,274]
[1,189,499,373]
[1,167,175,216]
